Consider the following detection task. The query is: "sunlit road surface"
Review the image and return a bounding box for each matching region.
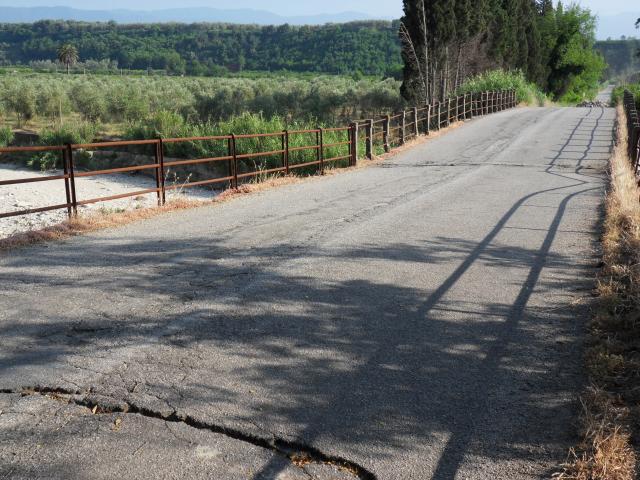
[0,100,615,479]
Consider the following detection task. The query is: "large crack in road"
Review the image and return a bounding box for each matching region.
[0,386,372,479]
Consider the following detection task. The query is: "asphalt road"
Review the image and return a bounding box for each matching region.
[0,102,616,480]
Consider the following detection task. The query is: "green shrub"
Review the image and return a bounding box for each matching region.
[70,83,107,121]
[0,126,13,147]
[612,84,640,107]
[29,122,99,170]
[125,111,352,176]
[2,81,37,125]
[36,83,72,120]
[456,69,547,106]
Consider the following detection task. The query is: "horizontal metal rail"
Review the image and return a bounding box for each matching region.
[1,89,517,222]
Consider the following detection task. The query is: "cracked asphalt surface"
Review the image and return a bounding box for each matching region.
[0,101,616,479]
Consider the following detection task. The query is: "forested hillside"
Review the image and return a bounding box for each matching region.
[595,39,640,80]
[0,20,402,77]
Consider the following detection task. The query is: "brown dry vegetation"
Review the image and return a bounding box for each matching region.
[0,176,303,252]
[556,104,639,479]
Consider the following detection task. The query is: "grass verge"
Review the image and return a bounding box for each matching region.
[555,103,638,479]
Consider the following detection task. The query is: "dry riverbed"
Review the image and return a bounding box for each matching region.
[0,163,218,238]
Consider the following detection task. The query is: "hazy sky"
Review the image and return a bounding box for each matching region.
[0,0,636,18]
[0,1,635,23]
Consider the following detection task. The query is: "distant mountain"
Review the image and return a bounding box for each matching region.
[0,6,378,25]
[597,12,640,40]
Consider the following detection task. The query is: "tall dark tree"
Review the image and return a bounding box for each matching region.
[400,0,602,102]
[636,18,639,58]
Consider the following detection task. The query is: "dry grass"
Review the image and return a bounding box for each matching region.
[556,104,639,480]
[557,388,635,480]
[0,197,206,252]
[0,176,307,252]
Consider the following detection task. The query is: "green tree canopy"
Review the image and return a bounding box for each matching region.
[57,43,78,74]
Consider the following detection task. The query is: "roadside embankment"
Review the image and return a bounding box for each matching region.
[556,103,638,480]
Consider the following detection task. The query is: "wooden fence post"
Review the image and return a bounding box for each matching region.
[413,107,419,137]
[383,115,390,152]
[447,99,451,126]
[426,104,431,135]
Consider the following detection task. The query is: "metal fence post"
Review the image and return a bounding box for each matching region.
[65,143,77,216]
[227,135,234,190]
[635,134,640,174]
[366,119,373,160]
[283,130,290,175]
[158,138,166,204]
[350,122,358,166]
[154,139,162,206]
[230,133,238,189]
[318,127,324,174]
[383,114,390,152]
[62,147,72,218]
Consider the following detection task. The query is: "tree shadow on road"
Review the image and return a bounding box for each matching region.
[0,108,615,480]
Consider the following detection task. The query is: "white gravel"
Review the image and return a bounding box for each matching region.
[0,163,219,238]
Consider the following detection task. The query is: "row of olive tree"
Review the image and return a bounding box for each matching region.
[0,73,404,129]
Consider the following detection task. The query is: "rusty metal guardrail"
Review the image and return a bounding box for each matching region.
[0,89,516,221]
[355,90,516,159]
[623,90,640,175]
